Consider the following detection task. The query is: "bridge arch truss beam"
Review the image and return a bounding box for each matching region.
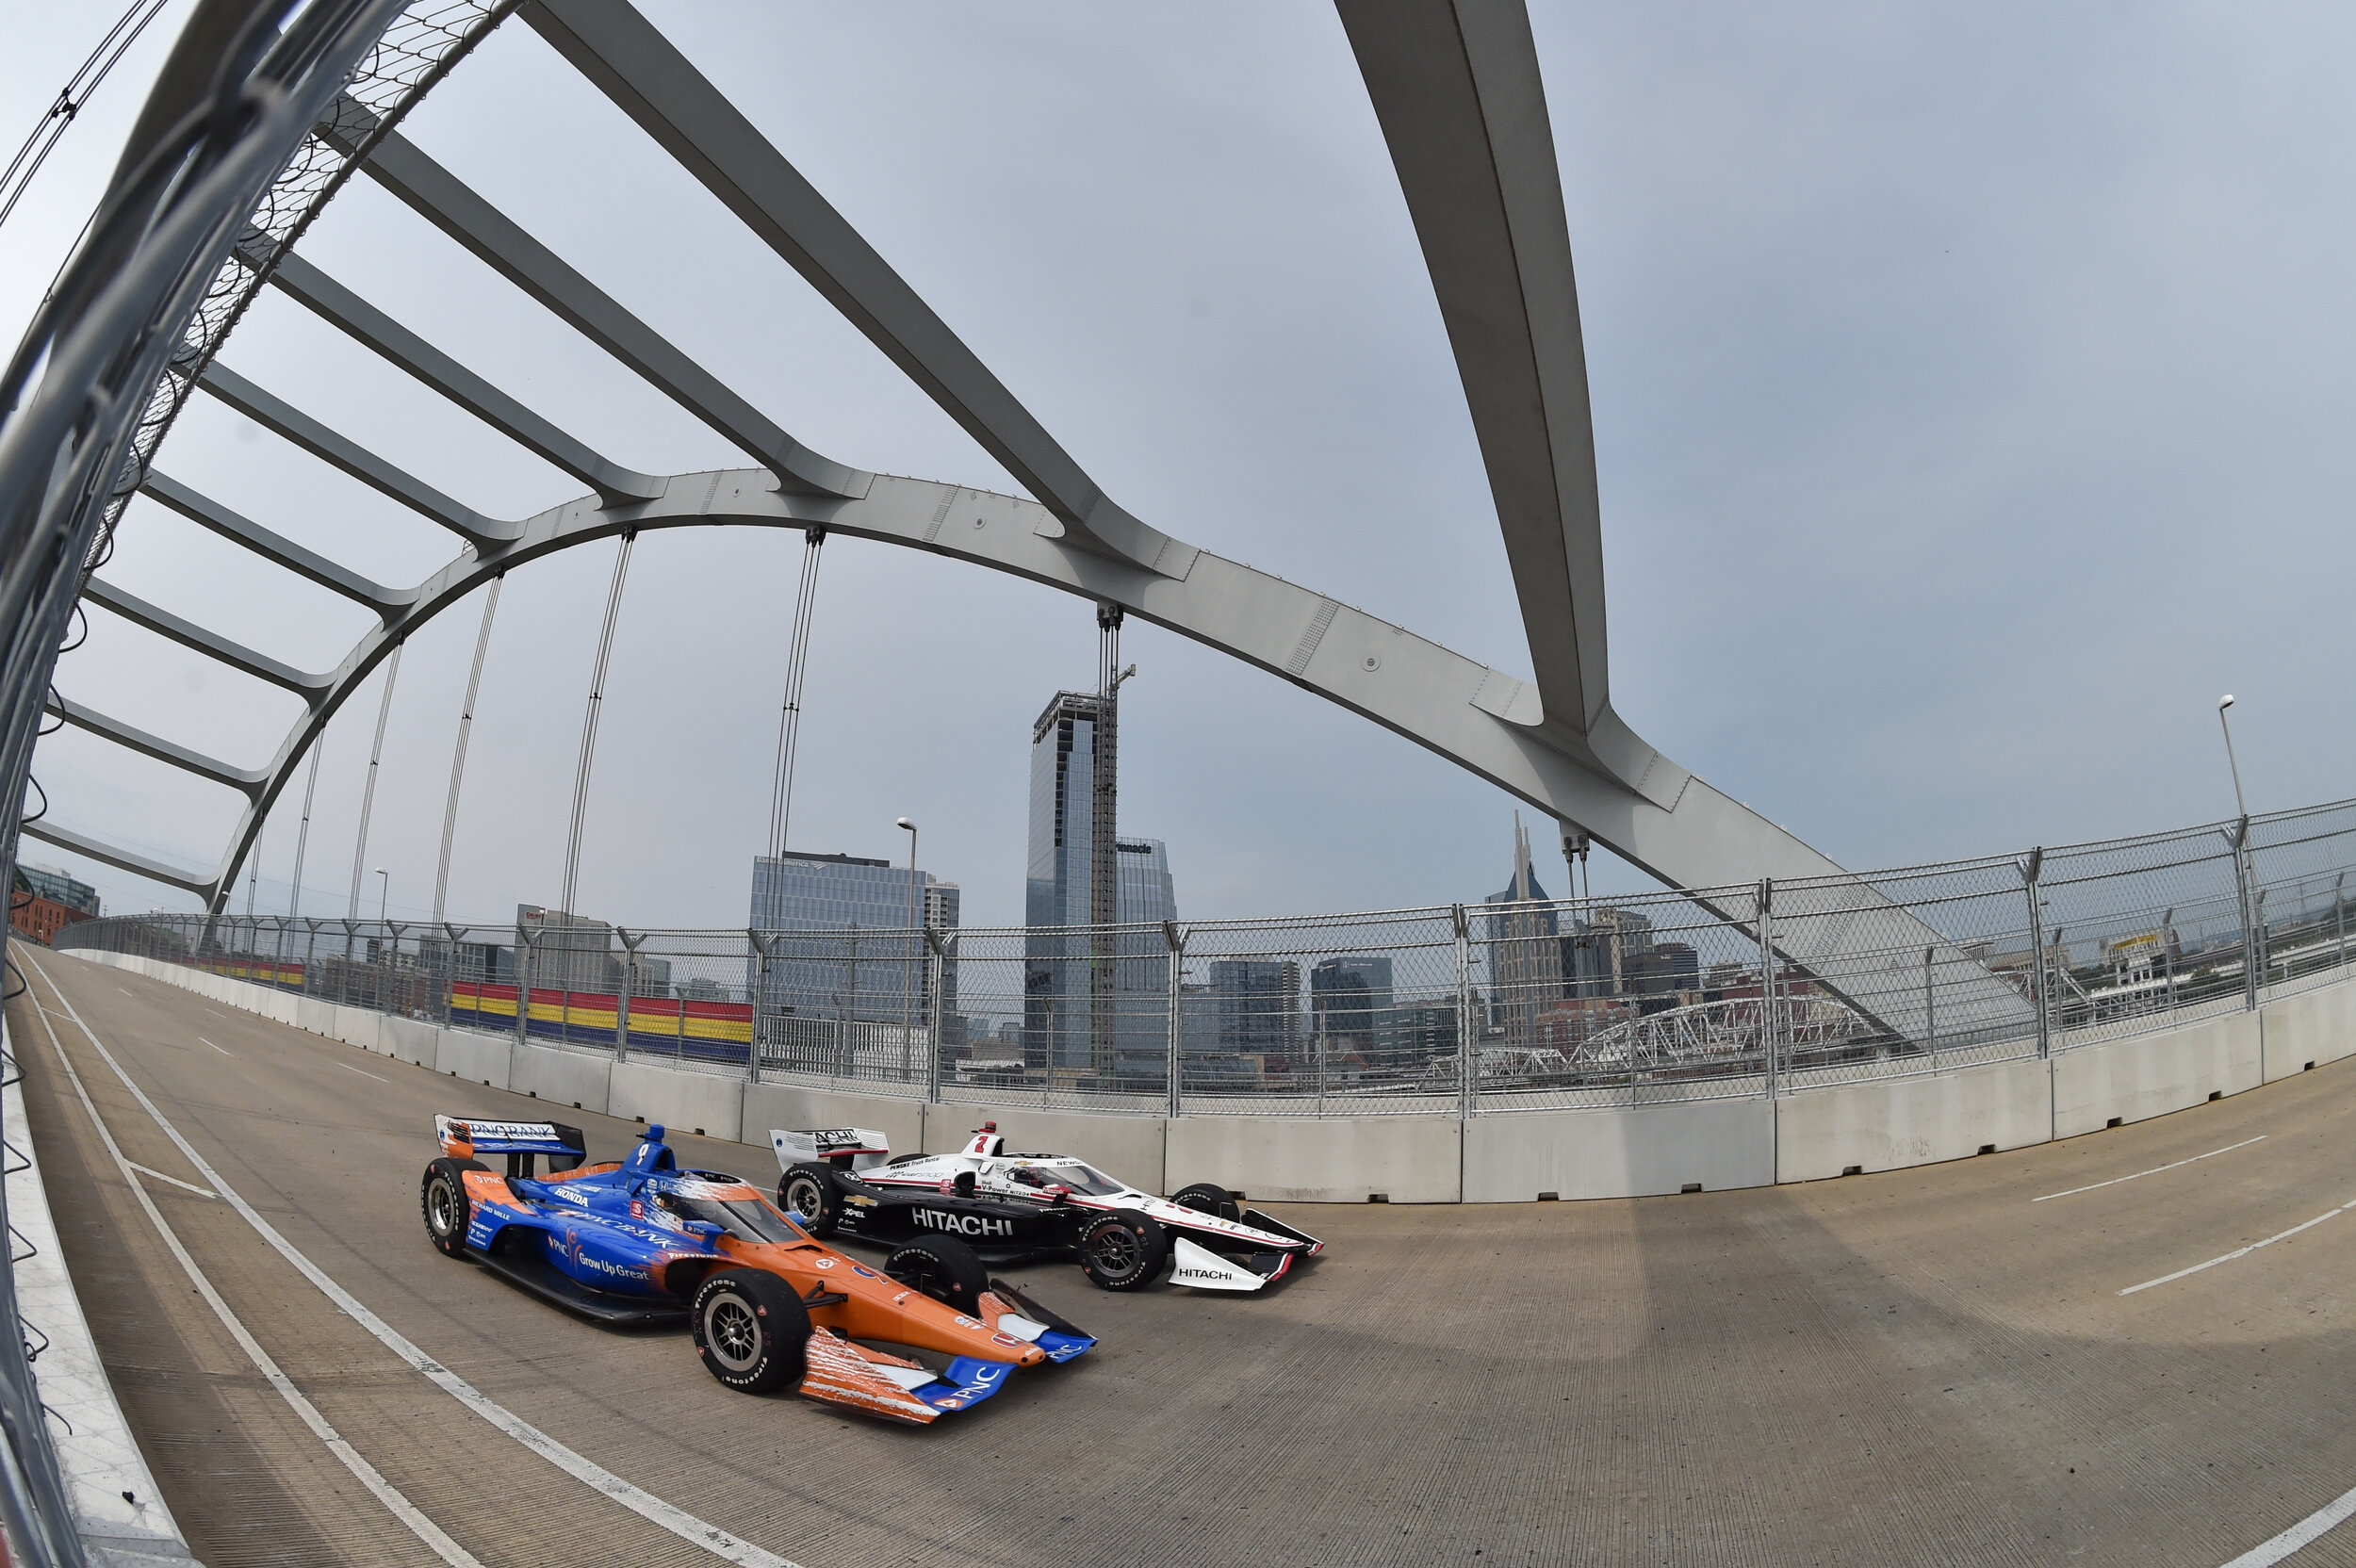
[23,0,2029,1045]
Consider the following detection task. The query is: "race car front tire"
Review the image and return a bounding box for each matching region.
[691,1270,811,1395]
[1171,1183,1239,1223]
[777,1164,841,1237]
[882,1233,990,1314]
[420,1157,486,1259]
[1078,1209,1169,1292]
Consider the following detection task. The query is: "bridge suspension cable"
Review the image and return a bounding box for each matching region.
[765,527,825,861]
[286,740,323,922]
[345,641,403,920]
[433,574,502,927]
[560,532,634,921]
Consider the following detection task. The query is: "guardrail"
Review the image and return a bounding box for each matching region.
[58,793,2356,1119]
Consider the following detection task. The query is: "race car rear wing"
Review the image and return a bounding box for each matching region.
[771,1128,892,1171]
[437,1115,588,1176]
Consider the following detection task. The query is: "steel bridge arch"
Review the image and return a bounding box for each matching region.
[22,0,2033,1042]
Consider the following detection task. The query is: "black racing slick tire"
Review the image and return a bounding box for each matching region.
[420,1157,486,1259]
[777,1164,841,1237]
[1078,1209,1168,1292]
[691,1270,811,1395]
[1171,1182,1239,1223]
[883,1233,991,1315]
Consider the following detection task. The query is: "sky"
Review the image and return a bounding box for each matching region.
[4,2,2352,934]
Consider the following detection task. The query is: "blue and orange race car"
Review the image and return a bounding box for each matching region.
[419,1117,1092,1424]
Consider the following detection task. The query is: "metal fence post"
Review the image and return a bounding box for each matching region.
[749,929,770,1085]
[385,921,406,1017]
[1452,905,1475,1120]
[1758,880,1776,1097]
[2254,890,2270,993]
[2162,907,2176,1016]
[2228,818,2256,1011]
[1315,1015,1327,1119]
[440,923,463,1027]
[1162,922,1185,1120]
[515,924,532,1050]
[615,928,638,1064]
[1922,945,1935,1057]
[2019,848,2049,1057]
[926,927,949,1105]
[2337,874,2348,974]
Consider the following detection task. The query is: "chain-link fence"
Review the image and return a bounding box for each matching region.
[56,794,2356,1117]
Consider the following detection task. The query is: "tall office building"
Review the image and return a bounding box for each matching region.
[1566,906,1655,1000]
[20,865,98,918]
[748,851,958,1027]
[1309,956,1395,1060]
[1024,691,1176,1074]
[1483,817,1562,1046]
[1211,959,1300,1054]
[518,904,618,992]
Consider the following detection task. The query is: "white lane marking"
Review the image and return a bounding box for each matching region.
[116,988,131,996]
[2222,1478,2356,1566]
[2034,1136,2267,1201]
[124,1162,216,1199]
[196,1037,232,1057]
[339,1061,387,1083]
[203,1008,225,1020]
[27,954,803,1568]
[2119,1199,2356,1296]
[21,966,484,1568]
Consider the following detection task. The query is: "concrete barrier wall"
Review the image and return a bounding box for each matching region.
[380,1015,439,1067]
[52,948,2356,1204]
[1464,1097,1774,1202]
[1167,1114,1460,1202]
[2053,1013,2259,1137]
[609,1060,742,1139]
[1775,1056,2053,1183]
[509,1042,613,1112]
[435,1028,510,1088]
[2261,984,2356,1080]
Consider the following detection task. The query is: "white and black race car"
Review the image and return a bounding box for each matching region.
[770,1122,1323,1293]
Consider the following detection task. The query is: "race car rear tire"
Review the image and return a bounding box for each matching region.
[1078,1209,1168,1292]
[420,1157,486,1259]
[882,1233,990,1314]
[691,1270,811,1395]
[1171,1183,1239,1223]
[777,1164,841,1237]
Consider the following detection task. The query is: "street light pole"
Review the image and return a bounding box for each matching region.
[2217,695,2249,820]
[897,816,919,1083]
[374,867,388,926]
[2218,696,2260,1010]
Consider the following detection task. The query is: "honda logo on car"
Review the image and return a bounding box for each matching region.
[912,1207,1012,1237]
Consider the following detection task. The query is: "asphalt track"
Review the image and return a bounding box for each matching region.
[12,951,2356,1567]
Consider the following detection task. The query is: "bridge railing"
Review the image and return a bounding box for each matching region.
[54,793,2356,1118]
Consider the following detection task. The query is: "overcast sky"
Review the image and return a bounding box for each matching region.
[5,2,2352,932]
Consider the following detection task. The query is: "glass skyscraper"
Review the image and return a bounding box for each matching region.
[1024,691,1177,1073]
[748,851,958,1026]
